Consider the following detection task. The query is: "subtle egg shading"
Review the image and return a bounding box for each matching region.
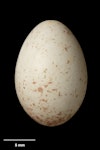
[15,20,88,127]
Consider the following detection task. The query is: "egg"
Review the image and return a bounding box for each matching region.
[15,20,87,127]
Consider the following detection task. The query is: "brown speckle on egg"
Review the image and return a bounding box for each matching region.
[32,103,35,106]
[38,87,43,93]
[41,99,47,102]
[80,78,82,81]
[67,60,70,64]
[42,107,48,111]
[35,115,41,121]
[48,81,52,84]
[44,85,48,88]
[76,94,78,98]
[43,68,47,73]
[52,89,57,92]
[58,91,61,96]
[32,81,36,84]
[65,71,68,74]
[65,47,68,51]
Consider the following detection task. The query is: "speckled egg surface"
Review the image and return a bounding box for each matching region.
[15,20,87,127]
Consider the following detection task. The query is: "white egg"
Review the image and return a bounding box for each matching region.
[15,20,87,127]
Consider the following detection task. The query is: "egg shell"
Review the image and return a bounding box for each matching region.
[15,20,87,127]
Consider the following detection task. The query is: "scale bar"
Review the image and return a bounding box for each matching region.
[3,139,36,141]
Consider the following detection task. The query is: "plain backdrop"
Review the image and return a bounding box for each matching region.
[1,1,98,149]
